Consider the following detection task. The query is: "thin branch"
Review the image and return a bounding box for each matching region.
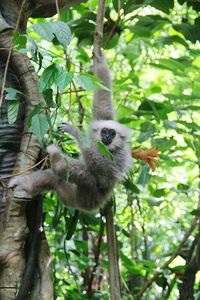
[103,0,122,49]
[93,0,106,57]
[0,155,48,182]
[55,0,61,19]
[87,218,105,297]
[136,217,198,299]
[0,0,27,107]
[93,1,121,299]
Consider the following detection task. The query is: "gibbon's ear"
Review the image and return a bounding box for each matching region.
[118,125,132,139]
[90,121,100,132]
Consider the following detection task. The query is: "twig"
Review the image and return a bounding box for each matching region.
[103,0,122,49]
[87,218,105,297]
[105,203,121,300]
[0,155,48,181]
[0,0,27,107]
[137,161,200,298]
[55,0,61,19]
[93,0,106,57]
[136,217,198,298]
[93,1,121,299]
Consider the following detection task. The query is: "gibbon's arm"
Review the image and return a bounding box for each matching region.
[93,51,115,121]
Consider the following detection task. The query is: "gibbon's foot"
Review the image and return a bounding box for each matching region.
[9,176,33,200]
[58,122,79,139]
[92,49,104,61]
[9,175,32,193]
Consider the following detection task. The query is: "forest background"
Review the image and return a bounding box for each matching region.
[1,0,200,299]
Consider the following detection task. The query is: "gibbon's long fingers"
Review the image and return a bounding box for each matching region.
[58,122,81,142]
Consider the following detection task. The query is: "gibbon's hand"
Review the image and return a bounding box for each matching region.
[58,122,79,139]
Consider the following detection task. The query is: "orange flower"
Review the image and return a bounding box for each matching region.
[132,147,160,171]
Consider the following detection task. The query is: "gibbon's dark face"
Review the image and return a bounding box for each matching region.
[101,128,116,145]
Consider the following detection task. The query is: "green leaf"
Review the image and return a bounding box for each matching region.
[7,101,19,124]
[55,71,73,90]
[124,1,146,14]
[4,87,23,100]
[137,100,172,119]
[155,275,167,288]
[177,183,190,191]
[31,113,50,140]
[42,89,56,108]
[151,58,185,76]
[120,252,146,276]
[195,291,200,300]
[97,141,113,160]
[137,165,150,185]
[123,179,140,194]
[174,21,200,43]
[153,138,177,152]
[74,74,96,90]
[150,0,174,14]
[190,209,200,216]
[146,198,163,207]
[152,188,170,198]
[66,210,79,240]
[13,32,27,52]
[39,64,60,91]
[156,35,188,48]
[28,101,46,127]
[74,239,88,252]
[164,120,178,129]
[104,33,120,49]
[32,21,71,46]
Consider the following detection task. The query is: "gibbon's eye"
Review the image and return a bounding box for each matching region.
[100,128,116,145]
[101,128,108,135]
[109,129,116,138]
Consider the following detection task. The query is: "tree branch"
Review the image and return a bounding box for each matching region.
[30,0,88,18]
[136,217,198,299]
[93,1,121,299]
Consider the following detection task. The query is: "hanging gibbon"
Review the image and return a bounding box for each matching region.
[10,51,132,211]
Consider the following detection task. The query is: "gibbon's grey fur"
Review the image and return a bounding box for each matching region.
[10,51,132,211]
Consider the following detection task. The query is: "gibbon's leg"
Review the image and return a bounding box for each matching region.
[9,169,59,196]
[47,144,67,178]
[55,180,77,209]
[56,172,100,211]
[93,50,114,120]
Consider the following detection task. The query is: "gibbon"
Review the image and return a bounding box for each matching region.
[10,51,132,211]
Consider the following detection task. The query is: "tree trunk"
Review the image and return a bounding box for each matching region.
[0,1,86,299]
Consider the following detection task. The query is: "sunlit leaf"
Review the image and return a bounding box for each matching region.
[32,21,71,46]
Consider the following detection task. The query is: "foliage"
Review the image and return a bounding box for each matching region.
[12,0,200,298]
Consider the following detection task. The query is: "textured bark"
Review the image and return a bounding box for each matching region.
[0,0,87,298]
[105,204,121,300]
[178,233,200,300]
[0,28,50,299]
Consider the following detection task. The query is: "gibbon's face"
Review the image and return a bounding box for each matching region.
[90,120,131,151]
[100,128,116,146]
